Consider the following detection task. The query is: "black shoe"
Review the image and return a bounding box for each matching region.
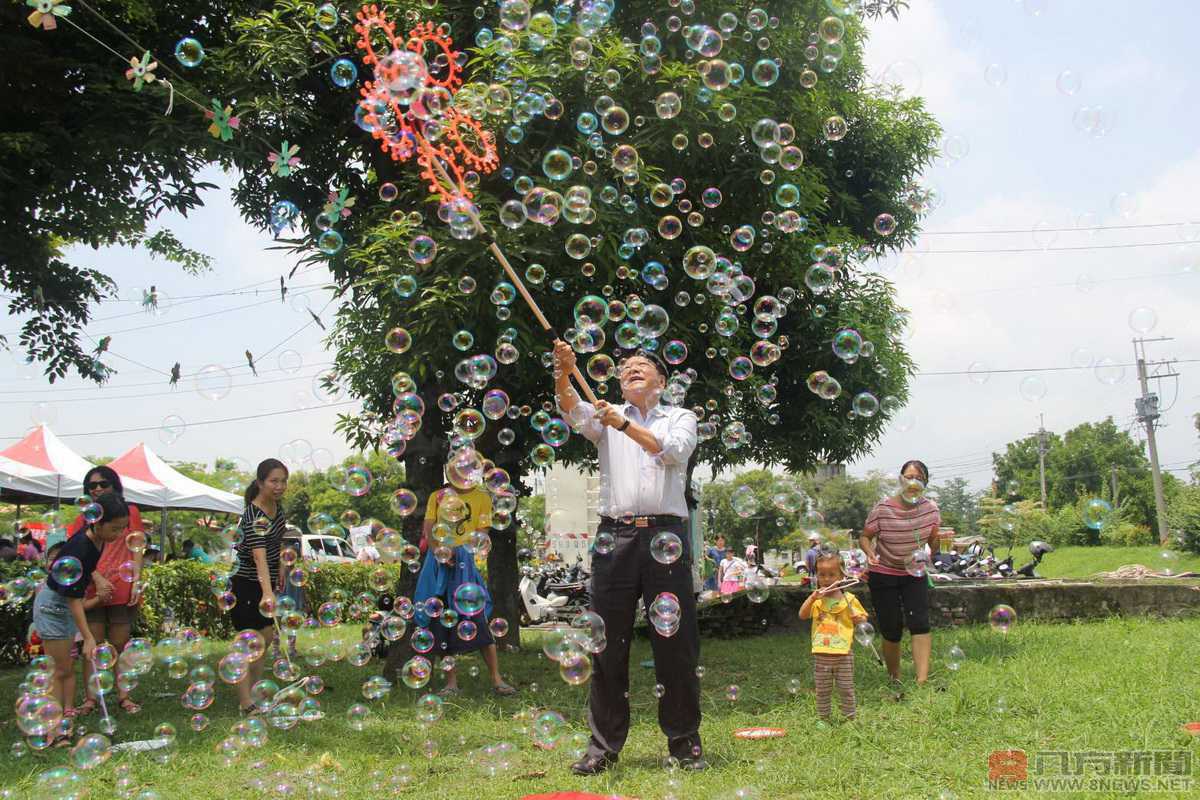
[571,753,618,776]
[679,756,708,771]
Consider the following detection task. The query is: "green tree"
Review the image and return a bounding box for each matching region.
[991,417,1168,530]
[0,0,240,382]
[933,476,981,535]
[8,1,940,638]
[806,472,887,532]
[699,469,804,552]
[283,451,407,533]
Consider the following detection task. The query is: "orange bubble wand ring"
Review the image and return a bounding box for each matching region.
[353,4,597,405]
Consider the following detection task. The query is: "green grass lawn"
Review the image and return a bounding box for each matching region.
[4,616,1200,800]
[1035,546,1200,579]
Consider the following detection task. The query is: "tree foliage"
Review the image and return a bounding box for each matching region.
[991,417,1173,532]
[8,1,941,632]
[932,476,981,536]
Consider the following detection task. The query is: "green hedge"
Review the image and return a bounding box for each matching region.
[0,560,411,665]
[0,560,36,666]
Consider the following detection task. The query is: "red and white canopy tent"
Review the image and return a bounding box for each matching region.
[0,425,96,504]
[107,443,242,515]
[0,426,241,514]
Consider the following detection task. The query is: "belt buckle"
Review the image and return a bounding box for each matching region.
[634,516,651,528]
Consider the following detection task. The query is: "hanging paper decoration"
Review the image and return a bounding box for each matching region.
[26,0,71,30]
[323,187,356,220]
[268,141,301,177]
[204,100,240,141]
[124,51,159,92]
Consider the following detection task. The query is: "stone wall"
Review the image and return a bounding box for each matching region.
[638,578,1200,639]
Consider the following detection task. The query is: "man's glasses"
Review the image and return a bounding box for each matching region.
[85,480,111,490]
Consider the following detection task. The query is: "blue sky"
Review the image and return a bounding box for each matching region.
[2,0,1197,492]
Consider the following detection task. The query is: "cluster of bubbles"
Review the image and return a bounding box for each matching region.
[355,0,924,465]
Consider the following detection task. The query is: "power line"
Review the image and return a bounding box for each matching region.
[918,240,1195,255]
[0,361,333,395]
[0,286,328,339]
[922,221,1197,236]
[918,358,1199,377]
[0,369,333,405]
[0,400,360,441]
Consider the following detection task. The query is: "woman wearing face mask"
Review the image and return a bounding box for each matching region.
[860,460,940,688]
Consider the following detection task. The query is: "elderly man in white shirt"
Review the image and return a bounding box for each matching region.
[553,340,705,775]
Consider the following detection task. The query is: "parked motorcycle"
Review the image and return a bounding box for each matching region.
[518,560,591,625]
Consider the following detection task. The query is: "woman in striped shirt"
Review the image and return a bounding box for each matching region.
[860,459,940,687]
[229,458,289,713]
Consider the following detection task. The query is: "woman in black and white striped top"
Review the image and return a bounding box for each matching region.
[229,458,289,713]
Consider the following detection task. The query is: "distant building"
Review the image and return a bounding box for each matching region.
[814,462,846,481]
[543,464,600,565]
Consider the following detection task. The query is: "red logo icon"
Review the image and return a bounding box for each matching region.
[989,750,1028,783]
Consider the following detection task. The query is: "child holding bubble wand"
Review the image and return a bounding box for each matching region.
[798,552,869,722]
[32,493,130,744]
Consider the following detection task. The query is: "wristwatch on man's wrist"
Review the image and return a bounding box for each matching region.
[617,417,631,432]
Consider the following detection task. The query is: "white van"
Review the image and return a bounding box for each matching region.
[283,531,357,564]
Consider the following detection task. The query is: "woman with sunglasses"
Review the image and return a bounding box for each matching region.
[67,465,145,716]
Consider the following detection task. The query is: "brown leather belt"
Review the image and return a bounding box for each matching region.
[599,515,686,529]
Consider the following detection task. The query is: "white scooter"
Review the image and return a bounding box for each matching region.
[518,572,585,625]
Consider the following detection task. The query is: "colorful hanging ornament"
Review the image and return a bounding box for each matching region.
[204,100,240,141]
[26,0,71,30]
[125,51,158,92]
[322,186,356,220]
[268,141,301,177]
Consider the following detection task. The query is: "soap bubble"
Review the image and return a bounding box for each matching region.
[1128,306,1157,334]
[416,693,444,724]
[823,115,848,141]
[531,710,566,749]
[650,531,682,565]
[71,733,111,770]
[409,236,437,265]
[50,557,83,586]
[346,703,370,731]
[904,549,929,578]
[946,644,965,671]
[730,486,758,518]
[174,37,204,67]
[401,656,432,689]
[330,58,358,88]
[594,531,615,555]
[195,365,232,400]
[1082,498,1114,530]
[988,604,1016,633]
[385,327,412,354]
[853,621,875,647]
[453,582,486,617]
[1019,376,1047,402]
[873,213,897,236]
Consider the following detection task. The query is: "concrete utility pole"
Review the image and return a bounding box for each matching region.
[1110,465,1119,506]
[1133,337,1179,546]
[1037,414,1049,510]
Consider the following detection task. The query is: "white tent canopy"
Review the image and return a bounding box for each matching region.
[0,425,95,502]
[0,426,241,515]
[107,443,243,515]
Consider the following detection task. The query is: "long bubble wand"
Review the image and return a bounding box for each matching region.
[425,156,599,405]
[88,656,116,733]
[353,7,597,405]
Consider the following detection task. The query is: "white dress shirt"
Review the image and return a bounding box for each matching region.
[564,400,698,518]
